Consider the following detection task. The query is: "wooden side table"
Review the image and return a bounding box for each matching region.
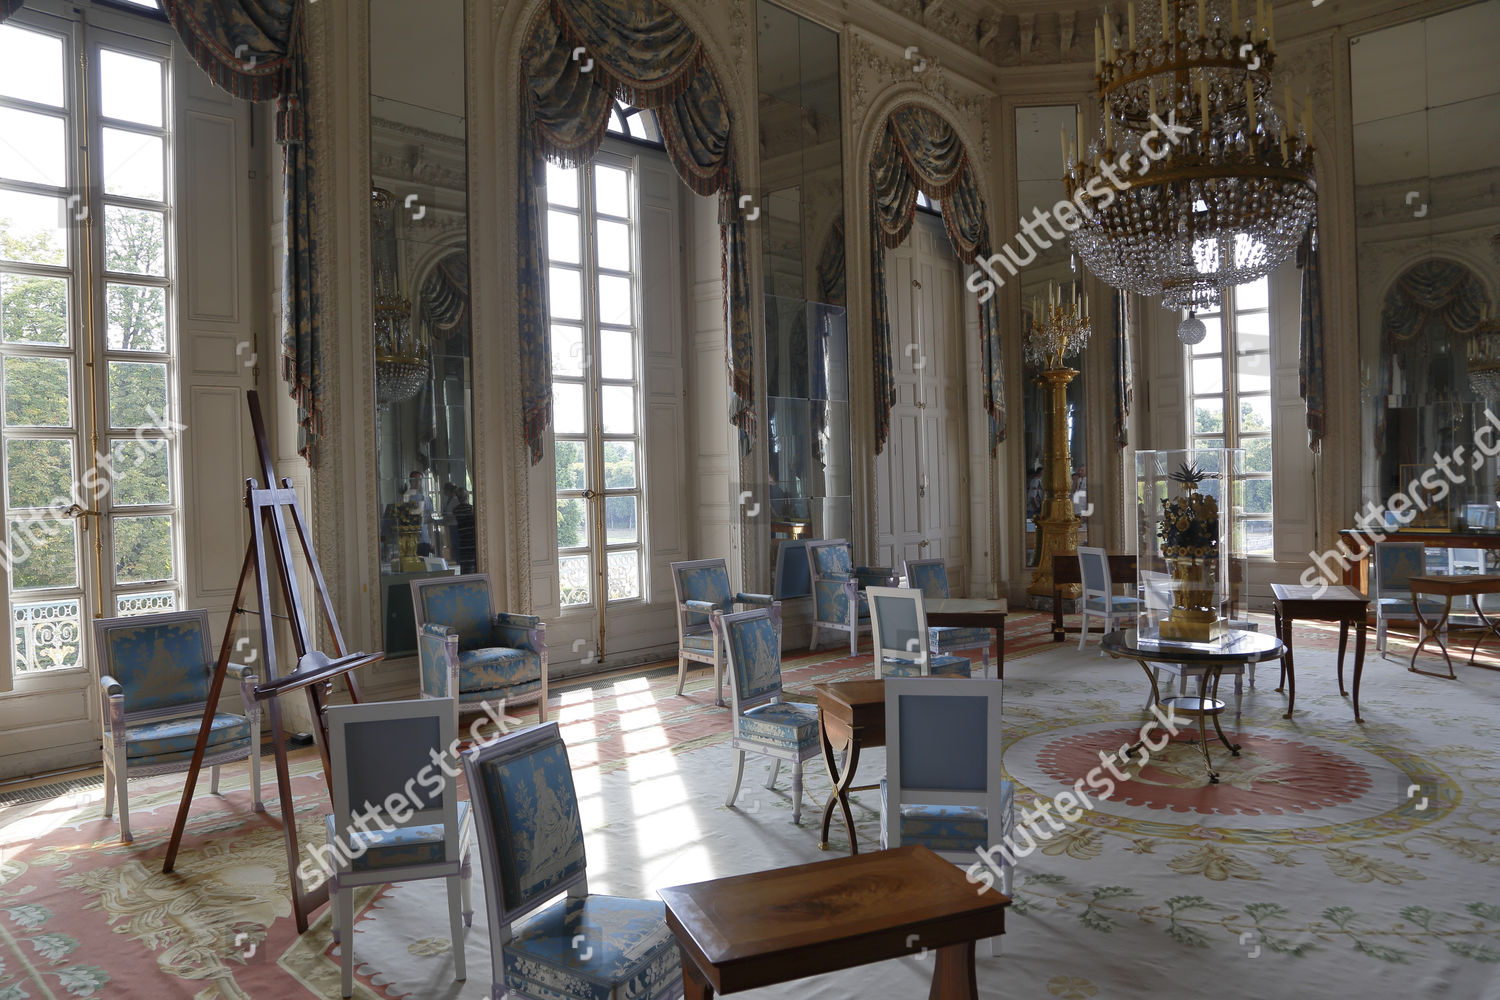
[813,679,886,853]
[1405,574,1500,680]
[660,846,1010,999]
[1271,583,1371,723]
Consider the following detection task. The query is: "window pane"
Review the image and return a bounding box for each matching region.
[106,284,168,351]
[9,517,76,589]
[556,497,588,550]
[1193,397,1224,437]
[12,598,82,672]
[99,50,163,128]
[0,190,67,265]
[1240,517,1273,557]
[4,356,71,427]
[599,328,634,381]
[102,128,165,201]
[606,549,640,600]
[1189,314,1222,355]
[603,442,636,489]
[1237,477,1274,514]
[596,220,631,272]
[553,382,585,434]
[1235,277,1269,311]
[0,107,66,187]
[558,553,591,606]
[554,438,587,490]
[604,495,638,544]
[110,438,170,505]
[597,275,632,326]
[548,266,582,321]
[1239,395,1272,433]
[1236,312,1270,354]
[547,210,580,265]
[112,513,173,584]
[546,161,580,208]
[116,590,177,616]
[551,324,585,377]
[1190,357,1222,396]
[107,360,168,428]
[1243,435,1273,474]
[6,437,73,508]
[1,273,69,345]
[593,165,630,219]
[0,26,65,107]
[600,385,635,434]
[105,206,166,276]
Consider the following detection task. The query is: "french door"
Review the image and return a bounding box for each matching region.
[0,8,183,773]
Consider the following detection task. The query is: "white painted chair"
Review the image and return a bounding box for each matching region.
[716,606,820,824]
[1373,542,1445,658]
[324,698,472,998]
[902,557,994,675]
[1077,547,1142,652]
[91,609,262,844]
[881,675,1011,956]
[866,586,972,678]
[669,558,776,706]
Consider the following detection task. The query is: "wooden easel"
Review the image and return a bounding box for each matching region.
[162,390,381,933]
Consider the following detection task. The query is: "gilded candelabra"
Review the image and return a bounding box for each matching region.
[1026,283,1092,598]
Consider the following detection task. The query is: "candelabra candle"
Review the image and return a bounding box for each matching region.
[1024,295,1094,371]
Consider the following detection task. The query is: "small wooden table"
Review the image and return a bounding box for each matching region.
[1051,553,1136,640]
[925,598,1008,677]
[813,679,885,854]
[660,845,1010,1000]
[1271,583,1371,723]
[1406,574,1500,679]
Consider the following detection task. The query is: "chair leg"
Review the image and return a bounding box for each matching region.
[764,757,781,790]
[1077,608,1089,650]
[338,884,355,998]
[675,657,688,697]
[808,624,820,652]
[849,623,858,656]
[210,763,221,796]
[460,855,474,927]
[714,656,725,709]
[102,754,114,820]
[116,763,132,844]
[1234,673,1243,723]
[1247,663,1255,690]
[250,739,265,813]
[791,759,804,826]
[725,749,746,808]
[446,873,467,983]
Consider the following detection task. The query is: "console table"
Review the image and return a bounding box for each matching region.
[1406,574,1500,679]
[1335,529,1500,591]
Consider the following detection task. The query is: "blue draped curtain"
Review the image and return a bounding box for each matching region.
[1296,226,1325,452]
[519,0,749,463]
[870,104,1005,453]
[421,252,470,345]
[160,0,320,463]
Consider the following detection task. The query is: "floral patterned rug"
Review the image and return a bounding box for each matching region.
[3,613,1498,998]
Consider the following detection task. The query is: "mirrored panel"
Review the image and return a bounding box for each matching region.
[758,1,849,561]
[371,0,473,655]
[1355,2,1500,536]
[1016,105,1089,564]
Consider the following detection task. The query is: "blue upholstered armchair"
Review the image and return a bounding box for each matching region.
[91,609,262,844]
[411,574,548,729]
[806,538,895,654]
[461,722,682,1000]
[669,558,776,706]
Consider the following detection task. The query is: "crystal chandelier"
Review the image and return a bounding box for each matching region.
[1024,281,1093,370]
[372,187,428,407]
[1066,0,1317,316]
[1469,312,1500,402]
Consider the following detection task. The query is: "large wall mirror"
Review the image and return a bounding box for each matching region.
[1355,1,1500,536]
[1016,105,1089,565]
[758,1,849,588]
[370,0,473,655]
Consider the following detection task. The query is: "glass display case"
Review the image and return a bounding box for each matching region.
[1136,448,1247,645]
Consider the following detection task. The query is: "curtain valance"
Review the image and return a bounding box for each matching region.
[870,104,1005,453]
[161,0,320,463]
[421,252,470,343]
[519,0,749,463]
[1381,258,1487,343]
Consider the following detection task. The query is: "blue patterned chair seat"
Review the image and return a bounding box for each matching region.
[734,701,819,753]
[882,654,971,678]
[325,801,471,873]
[680,630,716,652]
[880,779,1013,854]
[1085,595,1143,611]
[125,712,250,765]
[458,647,542,694]
[505,894,680,1000]
[930,626,992,649]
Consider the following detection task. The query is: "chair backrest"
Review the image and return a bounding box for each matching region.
[904,558,950,599]
[1449,547,1485,574]
[773,539,812,599]
[883,676,1005,852]
[326,697,460,868]
[1373,542,1427,599]
[1077,547,1113,598]
[462,721,588,927]
[867,586,930,676]
[92,609,214,718]
[670,558,732,631]
[411,573,495,651]
[717,608,785,715]
[807,538,854,581]
[1141,569,1173,612]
